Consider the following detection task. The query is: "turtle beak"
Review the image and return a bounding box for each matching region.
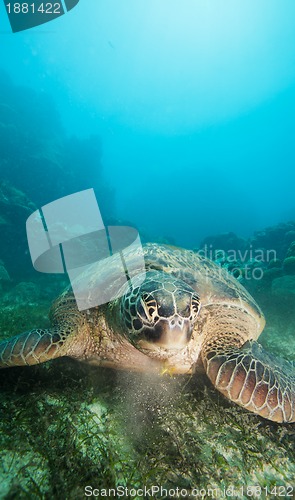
[155,316,192,349]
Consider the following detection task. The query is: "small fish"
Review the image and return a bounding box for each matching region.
[108,41,115,49]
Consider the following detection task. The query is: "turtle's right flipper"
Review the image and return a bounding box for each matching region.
[202,340,295,423]
[0,329,66,368]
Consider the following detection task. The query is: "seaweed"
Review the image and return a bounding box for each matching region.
[0,344,294,499]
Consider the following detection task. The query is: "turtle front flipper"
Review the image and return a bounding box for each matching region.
[202,340,295,423]
[0,328,67,368]
[0,291,89,368]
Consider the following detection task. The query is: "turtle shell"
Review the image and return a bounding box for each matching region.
[142,243,265,333]
[61,242,265,337]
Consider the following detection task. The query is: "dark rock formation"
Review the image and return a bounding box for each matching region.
[251,222,295,260]
[199,231,247,253]
[0,182,36,280]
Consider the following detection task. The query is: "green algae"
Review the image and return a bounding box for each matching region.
[0,283,294,499]
[1,361,294,499]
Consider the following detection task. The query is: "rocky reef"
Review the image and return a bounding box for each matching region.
[0,70,114,219]
[198,223,295,303]
[0,72,115,283]
[0,181,37,281]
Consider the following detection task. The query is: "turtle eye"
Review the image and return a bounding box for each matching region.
[191,294,201,320]
[120,289,159,335]
[136,299,149,323]
[139,293,159,324]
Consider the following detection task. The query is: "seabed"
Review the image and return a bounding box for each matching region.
[0,276,294,500]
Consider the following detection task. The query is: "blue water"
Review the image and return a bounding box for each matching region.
[0,0,295,245]
[1,3,295,496]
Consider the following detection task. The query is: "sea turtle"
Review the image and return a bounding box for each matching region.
[0,243,294,423]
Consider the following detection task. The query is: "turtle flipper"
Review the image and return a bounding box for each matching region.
[0,328,66,368]
[202,340,295,423]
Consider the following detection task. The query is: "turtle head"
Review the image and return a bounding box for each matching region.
[120,271,200,350]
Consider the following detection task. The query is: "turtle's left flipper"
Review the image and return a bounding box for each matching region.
[0,329,66,368]
[202,340,295,423]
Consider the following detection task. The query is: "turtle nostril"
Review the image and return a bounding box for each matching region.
[169,316,184,329]
[155,318,192,348]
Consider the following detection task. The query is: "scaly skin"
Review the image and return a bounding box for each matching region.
[0,243,294,423]
[201,304,295,423]
[0,328,67,367]
[203,340,295,423]
[0,291,162,373]
[0,293,86,367]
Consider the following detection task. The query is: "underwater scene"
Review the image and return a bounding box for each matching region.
[0,1,295,498]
